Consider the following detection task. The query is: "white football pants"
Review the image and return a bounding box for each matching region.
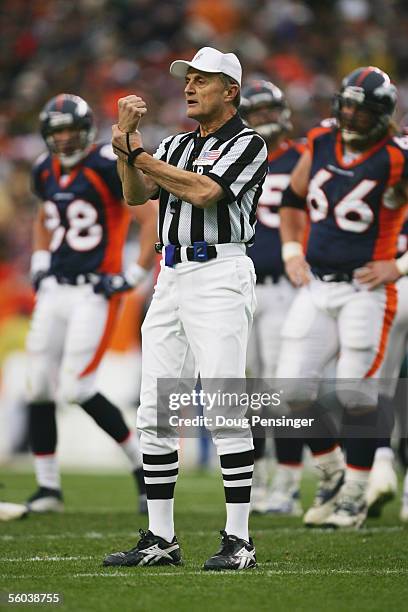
[26,277,120,405]
[247,276,296,378]
[137,249,257,456]
[276,278,397,410]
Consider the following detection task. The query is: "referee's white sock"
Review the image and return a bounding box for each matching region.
[225,503,250,542]
[147,499,175,542]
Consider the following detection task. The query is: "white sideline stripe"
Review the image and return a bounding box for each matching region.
[0,526,404,541]
[1,556,93,562]
[221,465,254,475]
[143,462,178,472]
[144,475,178,484]
[2,568,408,579]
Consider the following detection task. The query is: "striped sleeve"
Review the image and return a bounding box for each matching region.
[207,134,268,203]
[153,134,177,162]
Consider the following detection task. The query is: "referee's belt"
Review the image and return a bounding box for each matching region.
[160,242,245,267]
[312,268,354,283]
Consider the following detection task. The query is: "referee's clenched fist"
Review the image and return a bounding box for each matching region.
[118,95,147,132]
[104,46,267,573]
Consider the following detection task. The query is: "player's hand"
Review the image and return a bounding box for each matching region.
[285,254,310,287]
[353,260,401,289]
[93,264,148,299]
[31,270,50,292]
[118,95,147,133]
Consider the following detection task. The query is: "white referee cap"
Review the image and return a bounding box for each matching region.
[170,47,242,86]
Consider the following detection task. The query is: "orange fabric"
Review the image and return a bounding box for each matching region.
[386,144,405,186]
[79,295,122,377]
[108,290,145,351]
[364,284,398,378]
[83,167,130,274]
[372,145,408,261]
[306,126,332,155]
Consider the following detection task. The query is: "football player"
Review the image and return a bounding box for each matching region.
[240,80,305,515]
[365,212,408,521]
[278,66,408,528]
[25,94,157,514]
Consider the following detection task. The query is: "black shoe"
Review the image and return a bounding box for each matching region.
[103,529,182,567]
[203,530,256,571]
[26,487,64,513]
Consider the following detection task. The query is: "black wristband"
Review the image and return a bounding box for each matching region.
[281,184,307,210]
[127,147,145,166]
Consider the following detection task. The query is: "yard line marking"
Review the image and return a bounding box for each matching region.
[1,556,94,562]
[2,568,408,579]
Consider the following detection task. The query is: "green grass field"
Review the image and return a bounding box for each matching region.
[0,470,407,612]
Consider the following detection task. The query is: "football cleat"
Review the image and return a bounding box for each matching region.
[103,529,182,567]
[303,466,345,527]
[323,481,368,529]
[250,458,268,513]
[26,487,64,513]
[0,502,28,521]
[366,453,397,518]
[265,465,303,516]
[203,530,256,571]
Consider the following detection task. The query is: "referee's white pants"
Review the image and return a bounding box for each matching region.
[137,252,257,456]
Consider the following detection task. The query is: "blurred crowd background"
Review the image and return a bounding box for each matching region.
[2,0,408,464]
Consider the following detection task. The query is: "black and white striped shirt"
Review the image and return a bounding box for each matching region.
[153,113,268,246]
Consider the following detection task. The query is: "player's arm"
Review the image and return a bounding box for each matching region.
[113,125,223,208]
[279,149,311,286]
[31,204,52,290]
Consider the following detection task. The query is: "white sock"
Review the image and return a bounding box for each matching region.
[147,499,174,542]
[374,446,394,462]
[225,503,250,541]
[34,454,61,490]
[314,445,345,472]
[277,463,303,486]
[345,465,370,487]
[119,433,142,469]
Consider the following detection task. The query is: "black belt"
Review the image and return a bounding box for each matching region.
[256,273,282,285]
[53,272,98,285]
[312,269,354,283]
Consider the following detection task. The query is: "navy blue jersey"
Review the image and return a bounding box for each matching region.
[305,125,408,274]
[32,144,130,276]
[248,139,305,280]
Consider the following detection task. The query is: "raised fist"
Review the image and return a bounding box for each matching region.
[118,95,147,133]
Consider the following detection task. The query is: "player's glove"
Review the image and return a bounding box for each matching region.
[92,263,148,299]
[30,250,51,292]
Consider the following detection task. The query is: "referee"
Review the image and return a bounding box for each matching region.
[104,46,267,571]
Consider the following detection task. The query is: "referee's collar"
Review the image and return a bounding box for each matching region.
[195,112,245,142]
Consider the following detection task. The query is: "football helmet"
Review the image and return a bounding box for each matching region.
[333,66,397,146]
[240,80,292,139]
[39,94,96,167]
